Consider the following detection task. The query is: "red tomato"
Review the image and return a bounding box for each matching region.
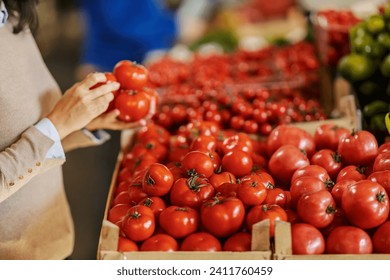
[190,135,218,152]
[158,206,199,239]
[113,60,148,90]
[209,171,236,190]
[336,165,367,182]
[378,142,390,154]
[373,151,390,172]
[268,145,310,186]
[117,236,138,252]
[253,170,275,189]
[169,176,215,209]
[221,150,253,177]
[217,182,240,197]
[337,130,378,166]
[314,124,350,151]
[368,170,390,197]
[310,149,343,181]
[200,196,245,238]
[297,190,336,228]
[291,165,332,186]
[220,133,254,155]
[289,176,328,209]
[223,232,252,252]
[132,139,168,162]
[267,125,316,158]
[246,204,287,237]
[181,151,214,178]
[320,207,350,239]
[121,205,155,242]
[140,234,179,252]
[342,180,389,229]
[112,191,132,206]
[142,163,174,197]
[91,72,119,111]
[326,226,373,254]
[291,223,325,255]
[138,197,167,222]
[108,203,132,225]
[264,187,288,208]
[114,181,129,197]
[180,232,222,251]
[286,209,301,224]
[136,123,170,146]
[115,89,151,122]
[372,221,390,253]
[237,174,268,206]
[330,179,356,207]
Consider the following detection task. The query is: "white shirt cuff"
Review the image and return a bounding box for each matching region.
[81,128,111,145]
[34,118,66,160]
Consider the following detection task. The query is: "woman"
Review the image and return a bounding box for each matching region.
[0,0,146,259]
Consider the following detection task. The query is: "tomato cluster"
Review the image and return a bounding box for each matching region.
[108,120,390,254]
[94,60,158,122]
[313,10,361,66]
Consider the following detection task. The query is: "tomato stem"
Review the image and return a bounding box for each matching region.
[332,152,342,163]
[146,174,155,185]
[325,179,335,190]
[326,205,336,214]
[376,192,387,203]
[142,198,153,207]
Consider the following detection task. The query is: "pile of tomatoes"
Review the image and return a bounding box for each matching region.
[96,60,158,122]
[107,119,390,254]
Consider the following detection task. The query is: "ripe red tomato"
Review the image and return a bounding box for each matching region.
[297,190,336,228]
[289,176,328,209]
[142,163,174,197]
[267,125,316,158]
[291,165,332,185]
[253,170,275,189]
[378,142,390,154]
[337,130,378,166]
[108,203,132,225]
[181,150,214,178]
[136,123,171,146]
[121,205,155,242]
[291,223,325,254]
[180,232,222,251]
[158,206,199,239]
[310,149,343,181]
[326,226,373,254]
[113,60,148,90]
[190,135,218,152]
[209,171,236,190]
[138,197,167,222]
[91,72,119,111]
[112,190,132,206]
[169,176,215,209]
[221,150,253,177]
[330,179,356,207]
[246,204,287,237]
[132,139,168,162]
[220,133,254,155]
[264,187,288,208]
[372,221,390,253]
[126,185,148,205]
[117,236,138,252]
[223,232,252,252]
[268,145,310,186]
[115,89,151,122]
[314,124,350,151]
[217,182,240,197]
[336,165,367,182]
[368,170,390,197]
[342,180,389,229]
[200,196,245,238]
[373,151,390,172]
[237,174,268,206]
[140,234,179,252]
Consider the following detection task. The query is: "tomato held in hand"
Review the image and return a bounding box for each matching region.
[291,223,325,255]
[140,234,179,252]
[326,226,373,254]
[121,205,155,242]
[342,180,389,229]
[180,232,222,251]
[115,89,151,122]
[142,163,174,197]
[113,60,148,90]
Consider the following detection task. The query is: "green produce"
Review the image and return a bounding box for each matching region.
[365,14,385,34]
[363,100,389,117]
[337,53,375,82]
[380,53,390,77]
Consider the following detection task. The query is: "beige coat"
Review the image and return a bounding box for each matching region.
[0,21,105,259]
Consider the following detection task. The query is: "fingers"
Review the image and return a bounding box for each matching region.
[89,82,120,99]
[93,92,115,115]
[80,72,107,90]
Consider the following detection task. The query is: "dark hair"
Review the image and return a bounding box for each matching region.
[3,0,39,34]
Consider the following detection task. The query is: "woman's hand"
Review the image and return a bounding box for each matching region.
[47,73,120,139]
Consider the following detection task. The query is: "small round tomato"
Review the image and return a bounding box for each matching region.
[138,197,167,222]
[158,206,199,239]
[237,174,268,206]
[289,176,328,209]
[140,234,179,252]
[373,221,390,253]
[108,203,132,225]
[336,165,367,182]
[373,151,390,172]
[200,196,245,238]
[181,150,214,178]
[115,89,151,122]
[113,60,148,90]
[121,205,155,242]
[220,133,254,155]
[221,150,253,178]
[209,171,236,190]
[268,145,310,187]
[314,124,350,151]
[264,187,288,208]
[342,180,389,229]
[368,170,390,197]
[297,190,336,228]
[326,226,373,254]
[132,139,168,162]
[180,232,222,251]
[310,149,343,181]
[190,135,218,152]
[223,232,252,252]
[142,163,173,197]
[246,204,287,237]
[337,130,378,166]
[117,236,138,252]
[291,223,325,255]
[169,176,215,209]
[330,179,356,207]
[136,123,171,146]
